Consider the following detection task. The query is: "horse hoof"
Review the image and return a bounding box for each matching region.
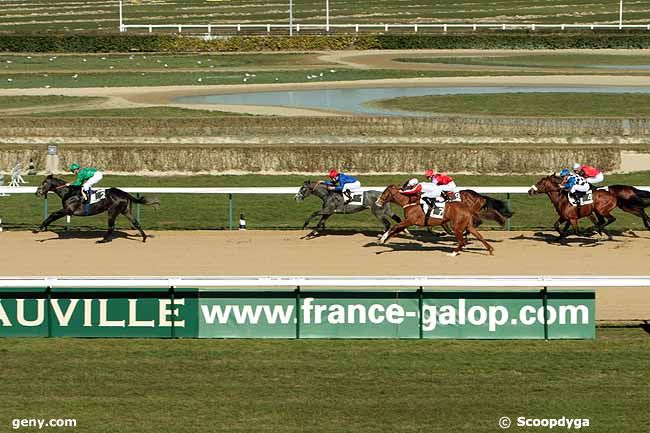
[32,230,40,234]
[96,239,109,244]
[447,252,459,257]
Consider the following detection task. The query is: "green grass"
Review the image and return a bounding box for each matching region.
[394,53,650,69]
[0,53,326,72]
[0,95,103,109]
[0,0,636,32]
[0,327,648,432]
[2,173,649,232]
[0,68,551,89]
[368,93,650,117]
[19,106,240,117]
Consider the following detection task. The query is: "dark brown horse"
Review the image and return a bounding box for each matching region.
[376,185,494,256]
[528,175,617,241]
[606,185,650,230]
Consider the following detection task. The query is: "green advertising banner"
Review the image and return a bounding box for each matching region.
[0,288,595,339]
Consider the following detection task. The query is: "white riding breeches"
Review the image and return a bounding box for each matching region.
[82,172,103,191]
[585,173,604,184]
[570,183,590,194]
[439,181,457,193]
[342,181,361,193]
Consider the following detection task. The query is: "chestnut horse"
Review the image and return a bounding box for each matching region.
[376,185,494,256]
[528,175,617,241]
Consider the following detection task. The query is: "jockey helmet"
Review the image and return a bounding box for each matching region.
[560,168,571,177]
[572,162,581,171]
[328,169,339,178]
[69,163,80,172]
[424,169,435,178]
[406,178,419,188]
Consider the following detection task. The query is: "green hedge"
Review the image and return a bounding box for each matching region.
[1,31,650,52]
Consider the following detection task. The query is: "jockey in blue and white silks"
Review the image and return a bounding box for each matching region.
[560,168,590,199]
[323,169,362,203]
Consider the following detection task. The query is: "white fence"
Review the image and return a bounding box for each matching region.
[120,23,650,34]
[0,275,649,288]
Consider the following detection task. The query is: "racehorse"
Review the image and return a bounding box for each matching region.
[375,185,494,256]
[605,185,650,230]
[295,180,403,237]
[34,175,159,243]
[528,174,617,241]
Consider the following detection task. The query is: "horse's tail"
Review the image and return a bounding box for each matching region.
[118,190,160,209]
[482,195,514,219]
[611,185,650,209]
[632,187,650,208]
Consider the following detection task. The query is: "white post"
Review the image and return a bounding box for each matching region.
[326,0,330,32]
[619,0,623,29]
[119,0,124,32]
[289,0,293,36]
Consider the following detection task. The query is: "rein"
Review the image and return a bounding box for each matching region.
[402,202,418,209]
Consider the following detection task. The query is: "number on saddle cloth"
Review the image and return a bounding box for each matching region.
[567,190,593,207]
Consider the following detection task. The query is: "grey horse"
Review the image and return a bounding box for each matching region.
[295,180,403,237]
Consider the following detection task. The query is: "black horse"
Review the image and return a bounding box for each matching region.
[34,175,159,243]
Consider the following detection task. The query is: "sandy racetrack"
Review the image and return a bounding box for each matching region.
[1,230,648,321]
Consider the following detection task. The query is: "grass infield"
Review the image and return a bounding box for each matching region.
[0,327,648,432]
[368,93,650,118]
[1,173,649,232]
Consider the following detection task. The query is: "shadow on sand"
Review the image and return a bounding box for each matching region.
[35,230,148,243]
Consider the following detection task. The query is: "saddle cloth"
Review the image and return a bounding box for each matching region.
[447,191,461,202]
[567,190,593,206]
[345,190,364,206]
[88,189,107,205]
[422,200,445,219]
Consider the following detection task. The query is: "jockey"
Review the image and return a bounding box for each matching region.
[323,169,361,203]
[401,177,443,213]
[573,162,604,187]
[560,168,590,200]
[424,169,457,199]
[66,163,103,202]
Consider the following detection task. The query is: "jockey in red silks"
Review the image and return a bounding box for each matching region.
[401,177,444,212]
[424,169,457,199]
[573,163,604,187]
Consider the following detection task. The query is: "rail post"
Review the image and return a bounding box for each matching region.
[506,192,512,231]
[295,286,301,339]
[542,287,549,340]
[136,193,141,224]
[228,193,233,230]
[418,287,423,339]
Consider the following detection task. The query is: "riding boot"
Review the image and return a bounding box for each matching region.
[344,190,353,204]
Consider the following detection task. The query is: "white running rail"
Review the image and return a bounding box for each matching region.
[0,275,649,288]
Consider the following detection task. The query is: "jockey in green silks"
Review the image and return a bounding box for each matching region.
[66,163,103,202]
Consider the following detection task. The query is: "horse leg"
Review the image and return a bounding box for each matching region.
[379,219,412,244]
[98,209,118,243]
[302,210,326,230]
[448,226,466,257]
[33,209,69,233]
[467,225,494,255]
[619,204,650,231]
[122,208,148,242]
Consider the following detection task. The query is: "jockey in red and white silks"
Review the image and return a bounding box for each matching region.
[573,163,604,186]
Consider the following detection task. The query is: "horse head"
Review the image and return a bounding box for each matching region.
[294,180,315,201]
[35,174,58,197]
[528,174,562,196]
[375,185,400,207]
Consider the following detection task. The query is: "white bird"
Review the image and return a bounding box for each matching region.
[82,58,87,62]
[6,60,12,64]
[48,58,54,62]
[245,73,250,77]
[141,73,145,76]
[72,74,78,79]
[330,69,336,73]
[197,61,202,64]
[251,74,256,77]
[7,78,13,82]
[44,85,50,88]
[101,57,106,60]
[164,64,168,68]
[43,74,48,77]
[156,60,161,63]
[197,78,202,82]
[109,66,114,69]
[26,56,31,59]
[275,77,279,81]
[243,78,248,82]
[307,76,312,79]
[319,72,323,77]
